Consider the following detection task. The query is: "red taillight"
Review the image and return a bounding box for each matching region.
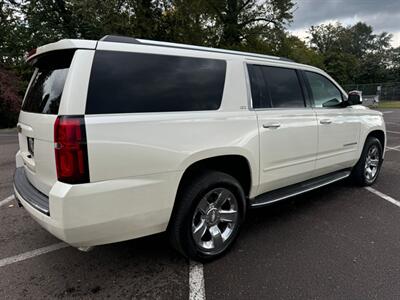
[54,116,90,184]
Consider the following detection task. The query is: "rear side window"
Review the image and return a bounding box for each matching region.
[247,64,268,108]
[261,66,305,108]
[22,51,74,114]
[247,65,305,109]
[86,51,226,114]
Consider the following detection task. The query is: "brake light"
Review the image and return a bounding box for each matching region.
[54,116,90,184]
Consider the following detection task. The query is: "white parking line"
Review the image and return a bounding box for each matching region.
[386,145,400,152]
[365,187,400,208]
[0,243,69,268]
[189,260,206,300]
[0,195,15,208]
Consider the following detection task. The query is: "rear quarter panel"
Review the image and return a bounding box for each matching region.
[85,111,259,193]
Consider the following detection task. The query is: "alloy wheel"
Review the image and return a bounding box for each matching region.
[191,187,239,254]
[364,144,380,181]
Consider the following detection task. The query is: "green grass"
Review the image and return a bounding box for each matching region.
[377,101,400,109]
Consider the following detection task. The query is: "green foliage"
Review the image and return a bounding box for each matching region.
[200,0,294,48]
[279,35,324,68]
[391,47,400,82]
[309,22,397,85]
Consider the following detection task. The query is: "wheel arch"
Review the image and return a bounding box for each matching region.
[167,152,254,226]
[364,129,386,157]
[178,153,255,198]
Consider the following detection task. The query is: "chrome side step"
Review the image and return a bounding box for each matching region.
[250,169,351,208]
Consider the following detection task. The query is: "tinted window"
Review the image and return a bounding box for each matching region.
[305,71,343,108]
[261,66,305,108]
[247,65,270,108]
[22,69,68,114]
[22,51,74,114]
[86,51,226,114]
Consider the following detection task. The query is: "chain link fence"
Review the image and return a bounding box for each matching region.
[343,82,400,101]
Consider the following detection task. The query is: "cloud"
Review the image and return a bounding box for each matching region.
[288,0,400,47]
[392,32,400,47]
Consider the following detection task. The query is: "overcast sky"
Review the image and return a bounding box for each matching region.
[288,0,400,47]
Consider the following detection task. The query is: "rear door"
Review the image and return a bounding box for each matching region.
[247,64,318,194]
[17,51,74,195]
[303,71,361,176]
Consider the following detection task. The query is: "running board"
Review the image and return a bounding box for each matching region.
[250,169,351,208]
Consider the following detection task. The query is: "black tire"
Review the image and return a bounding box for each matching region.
[168,170,246,262]
[351,137,383,186]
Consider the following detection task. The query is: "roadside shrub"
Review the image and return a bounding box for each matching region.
[0,65,22,128]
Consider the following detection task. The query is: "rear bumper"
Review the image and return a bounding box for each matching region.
[14,167,49,215]
[14,168,181,248]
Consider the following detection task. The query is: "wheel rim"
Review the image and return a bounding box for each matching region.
[364,145,380,181]
[191,187,239,254]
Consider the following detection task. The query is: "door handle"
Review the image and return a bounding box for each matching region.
[320,119,332,125]
[263,123,281,129]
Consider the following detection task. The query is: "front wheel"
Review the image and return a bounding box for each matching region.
[351,137,383,186]
[168,171,246,262]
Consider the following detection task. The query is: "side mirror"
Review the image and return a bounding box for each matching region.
[347,91,362,105]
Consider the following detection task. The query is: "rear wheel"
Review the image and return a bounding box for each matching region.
[351,137,383,186]
[168,171,246,262]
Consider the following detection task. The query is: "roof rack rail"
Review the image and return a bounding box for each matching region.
[100,35,141,44]
[99,35,294,63]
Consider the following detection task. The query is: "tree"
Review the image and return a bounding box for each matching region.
[346,22,375,57]
[203,0,294,48]
[309,22,346,54]
[22,0,79,41]
[391,47,400,82]
[158,0,214,45]
[280,35,324,68]
[71,0,166,40]
[131,0,163,39]
[308,22,395,84]
[0,64,23,128]
[0,1,26,67]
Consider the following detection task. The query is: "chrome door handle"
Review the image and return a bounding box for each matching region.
[263,123,281,129]
[320,119,332,125]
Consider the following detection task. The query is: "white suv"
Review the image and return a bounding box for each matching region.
[14,36,386,261]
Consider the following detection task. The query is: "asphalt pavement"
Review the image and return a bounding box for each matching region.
[0,109,399,299]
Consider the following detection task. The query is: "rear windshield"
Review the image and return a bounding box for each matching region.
[22,50,74,114]
[86,51,226,114]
